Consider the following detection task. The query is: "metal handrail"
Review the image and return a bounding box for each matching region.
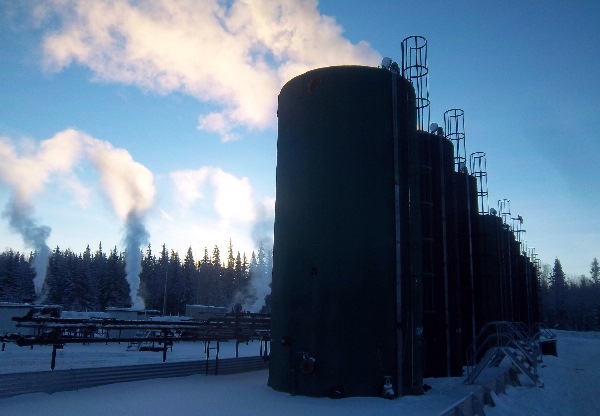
[465,321,539,376]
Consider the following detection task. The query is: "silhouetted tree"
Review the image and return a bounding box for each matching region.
[182,247,196,306]
[45,247,66,305]
[550,258,568,328]
[591,257,600,285]
[139,244,158,310]
[0,250,35,302]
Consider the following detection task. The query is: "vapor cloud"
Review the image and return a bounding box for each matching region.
[1,200,51,297]
[0,129,155,305]
[84,137,155,221]
[0,130,86,297]
[171,166,256,226]
[171,168,274,312]
[35,0,380,141]
[85,136,155,309]
[0,130,85,206]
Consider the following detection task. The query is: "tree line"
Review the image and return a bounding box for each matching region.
[0,240,273,315]
[3,243,599,331]
[539,257,600,331]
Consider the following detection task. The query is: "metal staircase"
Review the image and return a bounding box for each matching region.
[464,321,543,387]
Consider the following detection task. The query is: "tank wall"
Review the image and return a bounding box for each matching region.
[270,66,417,398]
[474,215,505,326]
[419,132,463,377]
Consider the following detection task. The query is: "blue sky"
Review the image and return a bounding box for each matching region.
[0,0,599,278]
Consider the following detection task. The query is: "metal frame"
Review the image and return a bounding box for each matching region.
[401,35,430,131]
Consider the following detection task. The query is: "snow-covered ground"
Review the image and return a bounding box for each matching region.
[1,330,599,415]
[486,330,600,416]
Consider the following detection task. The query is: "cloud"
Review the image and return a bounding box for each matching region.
[35,0,380,141]
[171,166,255,225]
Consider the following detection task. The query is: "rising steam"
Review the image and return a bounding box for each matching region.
[0,130,155,306]
[123,213,150,309]
[234,199,274,313]
[0,131,84,300]
[85,137,155,309]
[1,200,51,297]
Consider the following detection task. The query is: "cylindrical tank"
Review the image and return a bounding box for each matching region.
[270,66,420,398]
[419,131,463,378]
[453,171,479,365]
[474,214,505,324]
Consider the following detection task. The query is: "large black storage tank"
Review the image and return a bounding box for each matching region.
[270,66,421,398]
[419,131,463,377]
[453,170,479,363]
[474,214,506,324]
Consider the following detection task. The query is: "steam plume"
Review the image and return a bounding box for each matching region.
[123,212,149,309]
[85,137,155,309]
[235,199,274,312]
[1,200,51,297]
[0,130,155,306]
[0,130,84,299]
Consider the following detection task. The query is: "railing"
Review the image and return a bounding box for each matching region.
[465,321,541,386]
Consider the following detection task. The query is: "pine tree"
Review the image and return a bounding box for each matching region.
[17,253,35,302]
[538,263,552,324]
[182,247,197,306]
[92,243,109,309]
[233,251,246,295]
[45,246,66,305]
[157,244,169,314]
[167,250,183,315]
[591,257,600,330]
[197,247,212,305]
[550,258,567,328]
[591,257,600,285]
[106,247,130,308]
[64,250,91,311]
[139,244,158,310]
[224,239,236,303]
[0,250,20,302]
[82,245,96,311]
[210,245,225,306]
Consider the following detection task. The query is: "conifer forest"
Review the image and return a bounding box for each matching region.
[0,240,272,316]
[0,242,599,331]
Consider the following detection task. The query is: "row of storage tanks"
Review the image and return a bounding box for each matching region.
[269,64,540,398]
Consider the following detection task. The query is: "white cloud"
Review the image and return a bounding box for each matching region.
[171,166,256,225]
[0,130,85,205]
[35,0,380,141]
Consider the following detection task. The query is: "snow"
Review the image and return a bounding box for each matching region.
[486,330,600,416]
[1,331,599,415]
